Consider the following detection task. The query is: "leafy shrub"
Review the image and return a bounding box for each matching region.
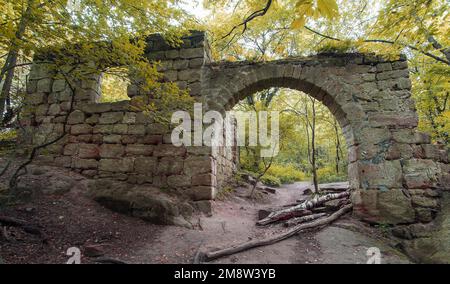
[260,175,281,187]
[0,129,17,141]
[266,164,306,184]
[317,166,347,183]
[317,40,356,54]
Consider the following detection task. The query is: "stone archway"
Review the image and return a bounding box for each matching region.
[200,55,447,225]
[23,31,449,225]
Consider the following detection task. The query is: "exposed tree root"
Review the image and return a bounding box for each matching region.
[201,204,352,262]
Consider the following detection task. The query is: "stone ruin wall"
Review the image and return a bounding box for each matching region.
[21,31,450,224]
[22,32,237,212]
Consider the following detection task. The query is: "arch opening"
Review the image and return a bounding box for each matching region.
[222,78,356,193]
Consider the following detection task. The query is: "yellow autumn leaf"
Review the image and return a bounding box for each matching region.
[291,17,306,29]
[295,0,313,8]
[296,2,315,17]
[317,0,339,19]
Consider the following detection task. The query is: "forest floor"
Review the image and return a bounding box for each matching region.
[0,162,411,264]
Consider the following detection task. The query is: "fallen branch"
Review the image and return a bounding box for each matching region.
[91,257,128,264]
[259,209,312,225]
[193,241,205,264]
[203,204,352,262]
[0,215,41,235]
[1,226,11,241]
[0,160,11,177]
[0,215,27,227]
[257,192,350,226]
[283,213,327,227]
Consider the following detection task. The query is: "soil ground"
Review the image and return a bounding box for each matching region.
[0,163,410,264]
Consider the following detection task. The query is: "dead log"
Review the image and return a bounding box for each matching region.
[283,213,327,227]
[311,207,328,213]
[258,209,312,224]
[282,201,304,208]
[203,204,352,261]
[257,192,350,226]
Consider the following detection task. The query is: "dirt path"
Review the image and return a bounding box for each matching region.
[0,165,410,264]
[103,181,409,264]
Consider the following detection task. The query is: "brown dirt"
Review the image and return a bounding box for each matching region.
[0,161,410,264]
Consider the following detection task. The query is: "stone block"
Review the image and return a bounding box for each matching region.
[81,103,112,113]
[28,93,47,105]
[411,195,440,209]
[134,157,157,174]
[178,69,201,82]
[185,186,215,201]
[189,58,204,68]
[103,134,122,144]
[48,104,61,116]
[67,110,85,125]
[180,47,204,59]
[99,112,124,124]
[37,78,52,93]
[122,112,136,124]
[192,173,214,186]
[125,144,154,156]
[93,125,113,134]
[128,125,146,135]
[167,175,191,187]
[157,157,183,175]
[72,158,98,169]
[99,158,134,172]
[64,143,78,156]
[52,79,66,92]
[100,144,124,158]
[403,159,439,189]
[359,160,403,189]
[78,143,100,158]
[352,189,415,224]
[71,124,93,135]
[184,156,213,176]
[85,114,99,125]
[112,124,128,134]
[154,144,186,157]
[173,60,189,70]
[422,144,440,160]
[54,156,72,168]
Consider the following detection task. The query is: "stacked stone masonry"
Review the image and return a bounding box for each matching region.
[23,31,449,224]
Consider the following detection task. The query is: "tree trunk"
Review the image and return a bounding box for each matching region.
[0,51,18,122]
[333,118,341,175]
[310,97,319,193]
[0,0,34,121]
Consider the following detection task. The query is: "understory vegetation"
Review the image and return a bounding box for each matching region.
[236,88,348,187]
